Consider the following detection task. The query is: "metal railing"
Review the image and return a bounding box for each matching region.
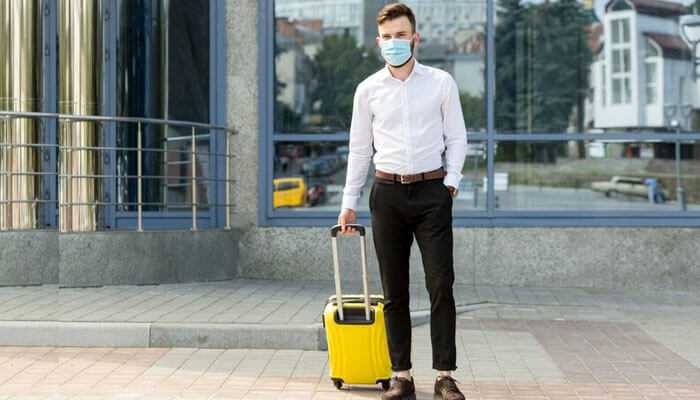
[0,110,236,232]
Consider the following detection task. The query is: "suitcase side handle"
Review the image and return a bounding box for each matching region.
[329,224,371,322]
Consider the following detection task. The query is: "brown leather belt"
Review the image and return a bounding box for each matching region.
[375,167,446,184]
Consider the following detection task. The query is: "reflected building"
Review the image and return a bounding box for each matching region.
[589,0,697,131]
[275,0,486,98]
[275,17,322,124]
[275,0,382,49]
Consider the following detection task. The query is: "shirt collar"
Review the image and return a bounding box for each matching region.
[380,59,424,81]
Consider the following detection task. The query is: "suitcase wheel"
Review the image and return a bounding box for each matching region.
[379,379,391,391]
[332,378,343,390]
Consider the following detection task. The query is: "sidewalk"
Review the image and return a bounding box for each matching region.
[0,279,699,350]
[0,280,699,398]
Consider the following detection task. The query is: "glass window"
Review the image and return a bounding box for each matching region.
[610,0,632,12]
[494,140,693,211]
[273,140,486,212]
[611,19,620,44]
[611,19,630,44]
[116,0,210,213]
[645,62,657,105]
[681,140,700,209]
[265,0,700,225]
[495,0,593,133]
[609,18,631,106]
[645,39,659,57]
[612,50,621,73]
[601,63,607,106]
[273,142,367,211]
[274,0,486,134]
[612,79,622,104]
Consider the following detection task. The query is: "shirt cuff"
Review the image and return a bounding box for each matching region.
[341,194,360,212]
[443,173,462,190]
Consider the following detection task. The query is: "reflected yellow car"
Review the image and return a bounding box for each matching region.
[273,177,307,208]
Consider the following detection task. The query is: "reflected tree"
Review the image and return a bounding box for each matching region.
[310,32,382,132]
[495,0,593,162]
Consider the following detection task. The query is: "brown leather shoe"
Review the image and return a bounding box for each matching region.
[381,376,416,400]
[434,375,465,400]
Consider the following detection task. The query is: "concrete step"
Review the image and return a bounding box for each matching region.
[0,304,486,350]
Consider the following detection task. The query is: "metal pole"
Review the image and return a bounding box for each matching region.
[191,126,197,231]
[0,119,7,230]
[359,235,371,321]
[225,130,231,230]
[331,236,344,321]
[675,125,686,211]
[137,121,143,231]
[66,122,72,232]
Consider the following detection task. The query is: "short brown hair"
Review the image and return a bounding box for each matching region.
[376,3,416,33]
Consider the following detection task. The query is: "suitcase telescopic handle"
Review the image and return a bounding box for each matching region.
[330,224,365,237]
[330,224,371,322]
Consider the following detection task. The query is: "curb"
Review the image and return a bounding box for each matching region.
[0,303,486,350]
[0,321,323,350]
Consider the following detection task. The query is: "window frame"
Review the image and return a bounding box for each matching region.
[103,0,227,230]
[609,17,632,105]
[39,0,226,230]
[259,0,700,227]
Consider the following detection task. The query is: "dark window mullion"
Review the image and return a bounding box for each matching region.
[102,0,118,230]
[41,0,58,229]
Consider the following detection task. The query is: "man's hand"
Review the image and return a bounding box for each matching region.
[446,185,457,197]
[337,208,358,235]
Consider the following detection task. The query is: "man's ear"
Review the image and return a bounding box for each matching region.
[376,36,381,48]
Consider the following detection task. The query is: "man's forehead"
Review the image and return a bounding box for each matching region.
[377,17,412,34]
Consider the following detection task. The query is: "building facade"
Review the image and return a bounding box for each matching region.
[1,0,699,290]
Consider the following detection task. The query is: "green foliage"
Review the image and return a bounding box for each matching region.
[311,33,383,130]
[460,92,486,131]
[495,0,594,162]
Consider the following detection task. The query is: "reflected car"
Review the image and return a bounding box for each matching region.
[591,176,667,203]
[273,177,307,208]
[302,157,338,177]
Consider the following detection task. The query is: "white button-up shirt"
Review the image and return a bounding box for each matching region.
[341,60,468,211]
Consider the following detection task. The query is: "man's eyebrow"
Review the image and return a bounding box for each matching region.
[381,31,408,36]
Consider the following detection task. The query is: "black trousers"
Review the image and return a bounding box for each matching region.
[369,176,457,371]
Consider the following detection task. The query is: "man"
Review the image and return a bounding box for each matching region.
[336,3,468,400]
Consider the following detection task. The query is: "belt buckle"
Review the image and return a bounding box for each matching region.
[400,175,410,184]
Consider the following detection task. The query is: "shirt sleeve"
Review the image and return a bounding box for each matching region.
[441,75,468,190]
[341,83,374,211]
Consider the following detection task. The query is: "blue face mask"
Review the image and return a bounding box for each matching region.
[380,38,413,67]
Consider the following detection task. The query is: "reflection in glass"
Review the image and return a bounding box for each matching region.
[495,0,593,134]
[0,0,42,230]
[494,140,700,210]
[274,0,486,133]
[497,0,698,134]
[681,140,700,207]
[273,142,358,210]
[273,141,486,211]
[58,0,102,232]
[117,0,163,212]
[116,0,210,212]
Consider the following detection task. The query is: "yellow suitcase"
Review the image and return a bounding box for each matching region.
[323,224,392,391]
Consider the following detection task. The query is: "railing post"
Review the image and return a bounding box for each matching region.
[225,130,231,230]
[65,120,73,233]
[191,126,197,231]
[137,121,143,232]
[0,118,6,231]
